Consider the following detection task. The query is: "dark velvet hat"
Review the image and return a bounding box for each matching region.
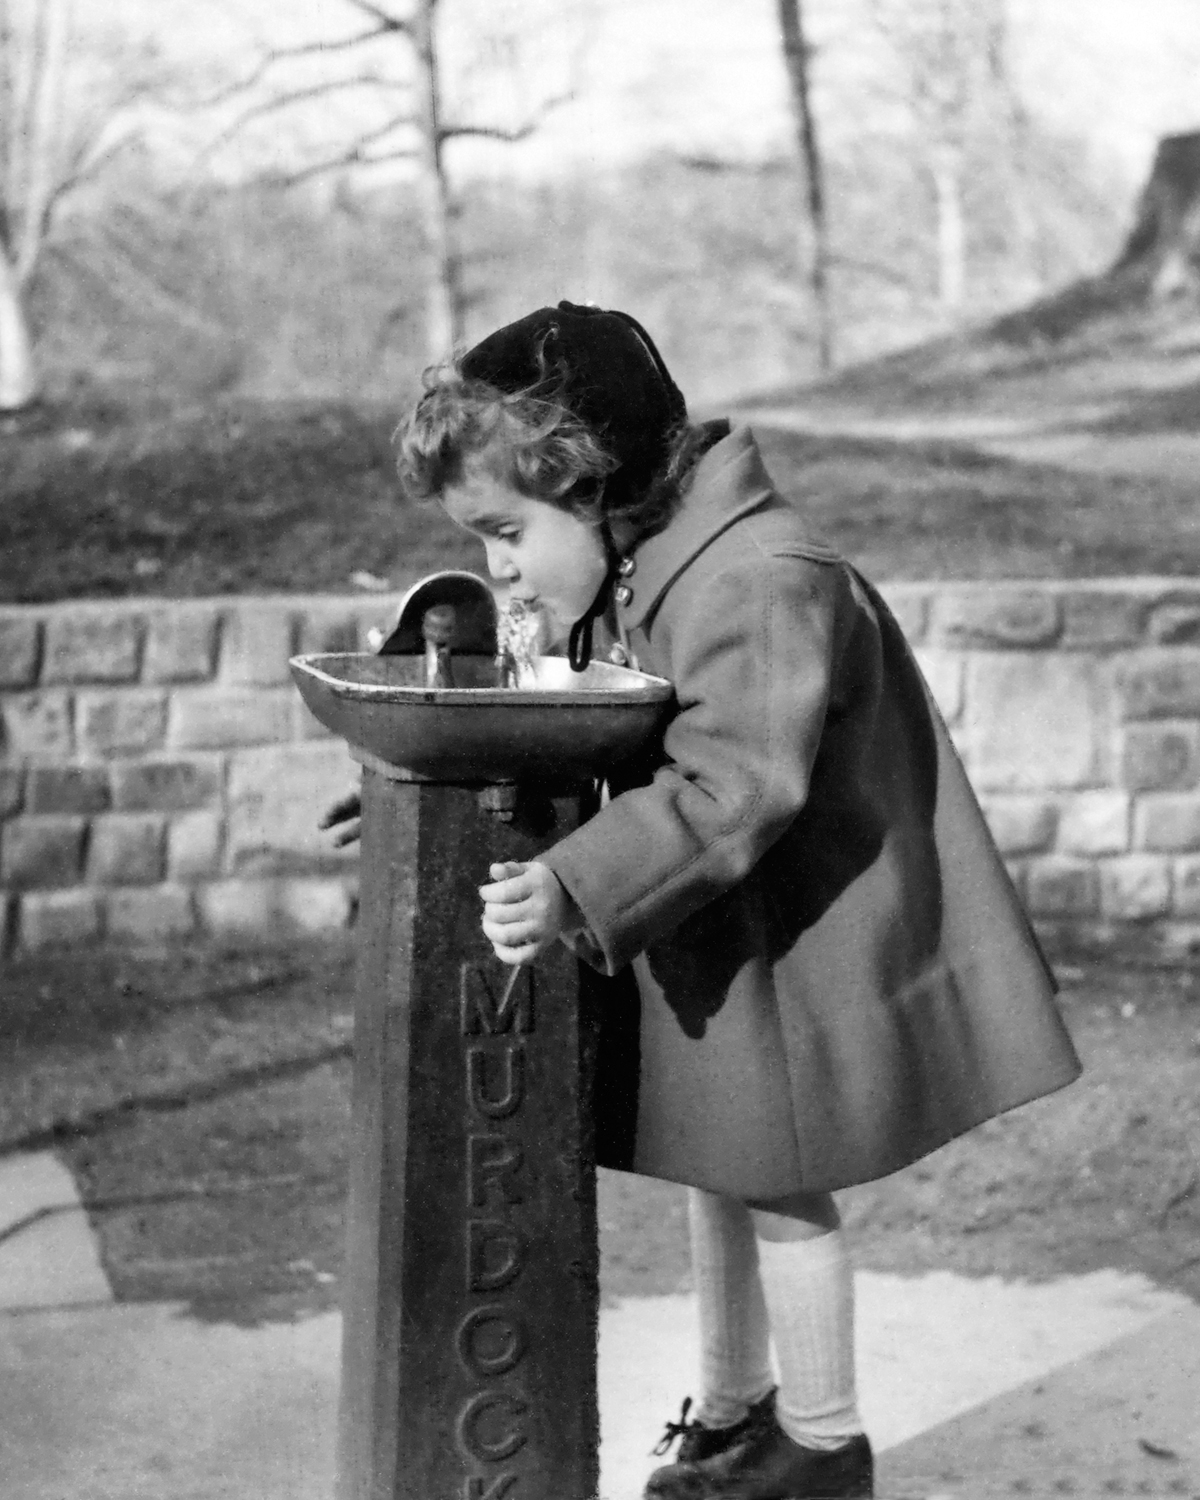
[460,301,687,507]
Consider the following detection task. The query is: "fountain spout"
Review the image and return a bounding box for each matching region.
[421,603,456,688]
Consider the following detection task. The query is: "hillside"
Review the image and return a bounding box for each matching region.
[736,133,1200,487]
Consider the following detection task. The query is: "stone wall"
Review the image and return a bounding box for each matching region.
[3,580,1200,954]
[0,594,397,952]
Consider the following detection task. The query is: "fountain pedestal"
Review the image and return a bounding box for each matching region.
[341,765,597,1500]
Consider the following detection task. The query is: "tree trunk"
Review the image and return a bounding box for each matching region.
[930,140,967,313]
[0,248,37,410]
[412,0,464,360]
[777,0,834,371]
[1116,131,1200,298]
[16,0,69,283]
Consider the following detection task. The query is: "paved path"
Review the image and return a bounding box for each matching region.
[3,1150,1198,1499]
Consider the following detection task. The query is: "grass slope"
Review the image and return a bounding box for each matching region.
[5,396,1200,604]
[0,399,474,604]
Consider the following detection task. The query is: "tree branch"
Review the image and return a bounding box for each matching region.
[341,0,415,36]
[195,74,412,170]
[261,139,419,187]
[188,26,398,109]
[253,106,424,187]
[440,89,575,145]
[30,128,140,267]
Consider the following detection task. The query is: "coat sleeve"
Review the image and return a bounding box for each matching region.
[542,548,842,974]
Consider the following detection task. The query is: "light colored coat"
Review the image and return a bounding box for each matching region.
[543,426,1081,1198]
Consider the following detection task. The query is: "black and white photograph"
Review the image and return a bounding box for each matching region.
[2,2,1199,1496]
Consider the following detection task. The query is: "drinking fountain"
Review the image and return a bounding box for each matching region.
[290,570,673,1500]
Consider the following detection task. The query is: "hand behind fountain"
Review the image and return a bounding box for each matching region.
[480,860,575,965]
[320,791,362,847]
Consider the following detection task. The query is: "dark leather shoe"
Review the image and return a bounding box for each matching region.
[644,1397,873,1499]
[651,1390,780,1467]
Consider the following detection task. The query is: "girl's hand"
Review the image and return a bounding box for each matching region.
[320,791,362,847]
[479,860,572,966]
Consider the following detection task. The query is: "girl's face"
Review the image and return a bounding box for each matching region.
[440,471,608,643]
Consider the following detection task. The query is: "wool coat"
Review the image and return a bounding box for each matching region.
[542,425,1081,1200]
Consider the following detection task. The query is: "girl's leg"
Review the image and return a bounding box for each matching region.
[687,1187,774,1428]
[749,1192,865,1452]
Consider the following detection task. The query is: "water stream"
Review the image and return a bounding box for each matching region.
[495,598,542,689]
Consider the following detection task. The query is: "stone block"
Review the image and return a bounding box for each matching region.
[168,688,294,748]
[0,615,41,687]
[1056,791,1130,855]
[966,655,1108,791]
[43,610,142,684]
[87,815,165,886]
[933,588,1060,649]
[1,692,73,761]
[226,743,357,874]
[1,816,86,888]
[218,603,295,685]
[353,598,405,653]
[1003,858,1027,902]
[1148,597,1200,645]
[279,877,354,932]
[18,888,101,949]
[293,696,334,740]
[77,692,168,759]
[296,605,361,656]
[0,769,23,818]
[143,606,220,683]
[1173,857,1200,918]
[195,879,278,935]
[1133,794,1200,852]
[980,796,1057,854]
[877,587,929,646]
[913,649,964,724]
[111,755,223,812]
[1060,590,1146,649]
[167,811,224,879]
[105,885,195,943]
[1115,649,1200,720]
[27,766,111,815]
[1026,857,1099,918]
[196,875,364,939]
[1120,722,1200,791]
[1100,855,1172,920]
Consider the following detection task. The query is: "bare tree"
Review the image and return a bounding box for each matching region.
[195,0,589,360]
[0,0,151,411]
[776,0,834,370]
[866,0,1008,316]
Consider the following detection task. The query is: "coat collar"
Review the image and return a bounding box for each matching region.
[614,425,776,631]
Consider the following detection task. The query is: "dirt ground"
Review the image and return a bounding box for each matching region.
[1,937,1197,1323]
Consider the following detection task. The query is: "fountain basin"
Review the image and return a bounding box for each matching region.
[290,651,674,782]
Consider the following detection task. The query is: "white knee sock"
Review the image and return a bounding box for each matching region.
[687,1188,775,1429]
[755,1228,864,1451]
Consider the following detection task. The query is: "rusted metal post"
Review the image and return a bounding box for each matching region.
[337,764,599,1500]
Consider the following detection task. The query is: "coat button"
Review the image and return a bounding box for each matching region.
[617,556,636,577]
[615,583,633,607]
[608,643,629,665]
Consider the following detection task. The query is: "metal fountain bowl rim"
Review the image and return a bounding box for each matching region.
[288,652,675,708]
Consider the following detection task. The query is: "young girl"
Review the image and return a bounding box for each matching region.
[388,302,1082,1500]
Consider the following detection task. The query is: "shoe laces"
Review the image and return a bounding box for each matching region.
[651,1396,698,1456]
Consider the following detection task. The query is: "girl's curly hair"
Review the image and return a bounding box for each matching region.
[395,356,713,544]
